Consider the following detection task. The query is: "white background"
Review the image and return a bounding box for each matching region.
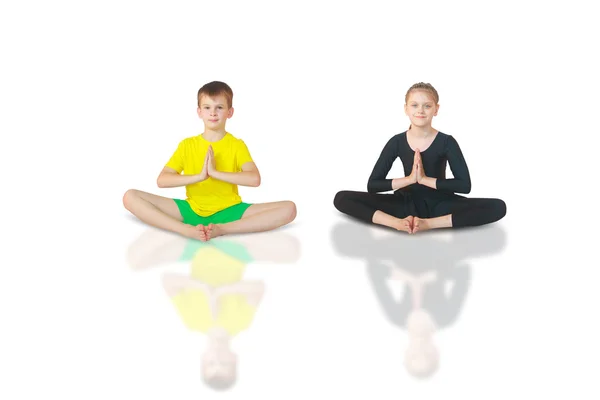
[1,0,599,399]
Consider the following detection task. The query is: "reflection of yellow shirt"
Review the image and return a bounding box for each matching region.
[165,132,254,216]
[171,246,257,335]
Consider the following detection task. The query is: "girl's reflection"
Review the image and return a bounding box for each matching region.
[331,222,507,378]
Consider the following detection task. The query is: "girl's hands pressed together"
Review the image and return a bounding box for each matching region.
[415,149,426,183]
[408,150,419,184]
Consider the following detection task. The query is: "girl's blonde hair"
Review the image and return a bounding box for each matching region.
[405,82,439,104]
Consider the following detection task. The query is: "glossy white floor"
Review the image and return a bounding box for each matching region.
[3,201,599,399]
[2,1,599,398]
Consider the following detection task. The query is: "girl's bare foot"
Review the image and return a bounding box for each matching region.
[395,216,414,233]
[412,217,431,234]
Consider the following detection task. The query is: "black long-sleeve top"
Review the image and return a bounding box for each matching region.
[367,131,471,194]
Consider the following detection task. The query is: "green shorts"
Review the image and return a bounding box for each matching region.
[174,199,252,226]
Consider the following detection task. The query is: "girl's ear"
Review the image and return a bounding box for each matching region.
[434,104,439,116]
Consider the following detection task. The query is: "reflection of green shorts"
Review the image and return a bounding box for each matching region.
[179,239,254,263]
[174,199,252,226]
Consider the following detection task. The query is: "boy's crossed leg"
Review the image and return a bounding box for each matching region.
[123,189,213,240]
[123,189,296,241]
[204,201,297,240]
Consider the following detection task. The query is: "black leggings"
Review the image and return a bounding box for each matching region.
[333,190,506,228]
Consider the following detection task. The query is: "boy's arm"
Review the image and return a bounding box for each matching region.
[157,166,208,188]
[209,161,261,187]
[157,147,210,188]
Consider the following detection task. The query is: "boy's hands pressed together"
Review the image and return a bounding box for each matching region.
[201,144,260,187]
[198,150,210,182]
[207,145,217,175]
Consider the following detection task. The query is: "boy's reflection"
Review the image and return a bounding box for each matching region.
[331,222,507,378]
[127,229,301,390]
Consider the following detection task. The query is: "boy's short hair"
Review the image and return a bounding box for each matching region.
[198,81,234,108]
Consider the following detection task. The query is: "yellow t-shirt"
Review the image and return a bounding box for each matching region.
[165,132,254,216]
[171,246,257,335]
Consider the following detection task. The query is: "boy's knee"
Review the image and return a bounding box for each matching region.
[122,189,139,210]
[286,201,297,222]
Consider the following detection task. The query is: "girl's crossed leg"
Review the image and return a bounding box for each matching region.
[333,190,506,234]
[333,190,416,233]
[416,196,506,232]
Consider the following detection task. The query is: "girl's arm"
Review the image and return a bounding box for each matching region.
[391,176,417,191]
[419,136,471,193]
[368,135,415,193]
[439,135,471,193]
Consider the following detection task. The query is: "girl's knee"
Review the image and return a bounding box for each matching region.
[492,199,507,220]
[333,191,350,211]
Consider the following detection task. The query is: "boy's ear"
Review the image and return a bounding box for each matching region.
[197,107,202,118]
[228,107,234,118]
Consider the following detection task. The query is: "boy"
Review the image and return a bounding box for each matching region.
[123,81,297,241]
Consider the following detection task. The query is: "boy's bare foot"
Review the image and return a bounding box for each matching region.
[182,225,210,241]
[204,223,224,240]
[395,216,414,233]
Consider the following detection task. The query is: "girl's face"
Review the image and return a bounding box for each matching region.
[404,90,439,128]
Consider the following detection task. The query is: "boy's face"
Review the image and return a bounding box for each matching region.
[197,94,234,131]
[404,91,439,128]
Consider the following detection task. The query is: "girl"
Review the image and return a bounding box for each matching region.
[333,82,506,233]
